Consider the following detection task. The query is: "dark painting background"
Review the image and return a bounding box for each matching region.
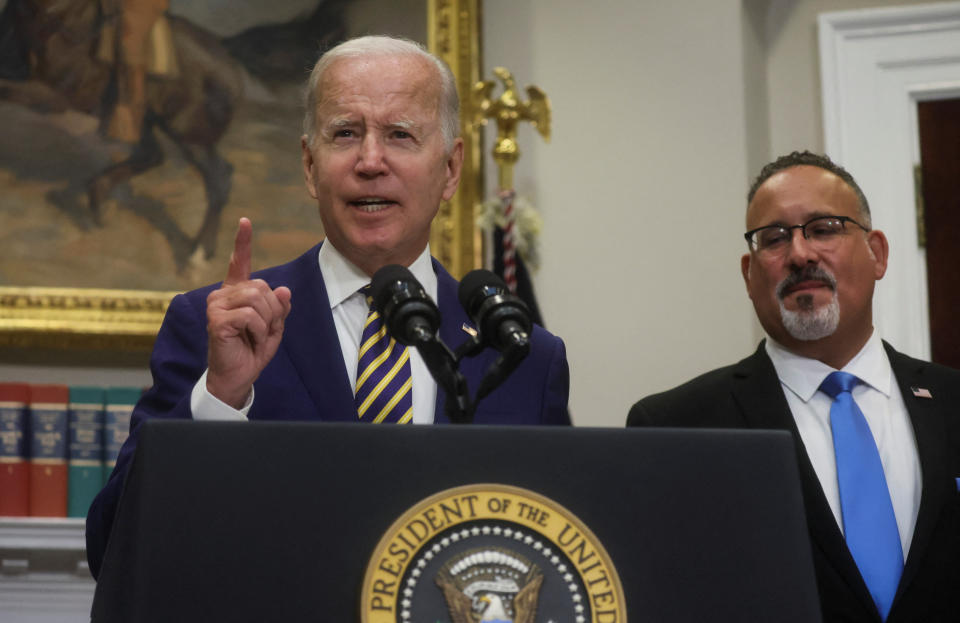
[0,0,424,291]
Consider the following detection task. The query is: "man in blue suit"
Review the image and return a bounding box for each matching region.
[86,35,570,578]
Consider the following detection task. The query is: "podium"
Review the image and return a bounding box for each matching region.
[92,421,822,622]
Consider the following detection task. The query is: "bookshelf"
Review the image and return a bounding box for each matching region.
[0,517,94,622]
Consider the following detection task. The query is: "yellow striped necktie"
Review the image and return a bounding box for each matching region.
[354,287,413,424]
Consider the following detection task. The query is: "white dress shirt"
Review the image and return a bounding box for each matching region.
[191,241,438,424]
[765,330,922,556]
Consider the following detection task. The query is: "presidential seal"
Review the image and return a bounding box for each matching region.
[361,484,626,623]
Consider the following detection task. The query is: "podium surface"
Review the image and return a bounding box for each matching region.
[93,421,821,622]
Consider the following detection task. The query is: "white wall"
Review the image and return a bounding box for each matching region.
[484,1,756,426]
[482,0,945,426]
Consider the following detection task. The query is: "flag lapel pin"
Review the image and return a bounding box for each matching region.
[910,386,933,399]
[461,323,478,337]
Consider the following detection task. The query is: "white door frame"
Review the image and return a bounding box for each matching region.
[819,1,960,360]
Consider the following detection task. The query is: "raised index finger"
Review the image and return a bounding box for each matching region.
[224,217,253,285]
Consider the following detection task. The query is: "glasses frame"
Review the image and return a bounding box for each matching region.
[743,215,871,252]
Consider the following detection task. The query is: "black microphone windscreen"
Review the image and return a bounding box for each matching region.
[370,264,416,309]
[458,269,507,313]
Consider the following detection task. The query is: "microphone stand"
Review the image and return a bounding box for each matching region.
[378,286,531,425]
[409,324,474,424]
[450,329,531,415]
[474,342,529,404]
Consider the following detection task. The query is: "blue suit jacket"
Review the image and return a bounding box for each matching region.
[86,244,570,577]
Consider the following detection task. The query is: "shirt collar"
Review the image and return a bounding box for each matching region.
[318,240,438,308]
[765,328,891,402]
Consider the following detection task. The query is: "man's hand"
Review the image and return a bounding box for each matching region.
[205,218,292,409]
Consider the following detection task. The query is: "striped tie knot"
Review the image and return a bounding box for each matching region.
[354,284,413,424]
[360,283,374,308]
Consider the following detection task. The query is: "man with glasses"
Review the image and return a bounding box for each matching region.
[628,151,959,623]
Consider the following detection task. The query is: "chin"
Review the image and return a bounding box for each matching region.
[779,297,840,341]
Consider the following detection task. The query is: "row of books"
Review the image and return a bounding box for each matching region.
[0,383,143,518]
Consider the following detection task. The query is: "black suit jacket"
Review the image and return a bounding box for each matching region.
[628,341,960,623]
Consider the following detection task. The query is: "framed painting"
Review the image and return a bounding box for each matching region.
[0,0,482,351]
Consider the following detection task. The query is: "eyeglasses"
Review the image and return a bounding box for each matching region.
[744,215,870,253]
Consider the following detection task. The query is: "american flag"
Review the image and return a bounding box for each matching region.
[910,386,933,399]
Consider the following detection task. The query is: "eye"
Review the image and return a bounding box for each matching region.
[334,128,356,139]
[757,227,790,248]
[807,218,843,238]
[391,129,413,140]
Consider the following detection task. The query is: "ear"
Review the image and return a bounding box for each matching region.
[741,252,752,291]
[441,138,464,201]
[301,135,319,200]
[867,229,889,279]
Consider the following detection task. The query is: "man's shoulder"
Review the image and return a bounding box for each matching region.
[640,360,745,404]
[884,341,960,405]
[627,345,770,427]
[885,341,960,377]
[432,262,565,354]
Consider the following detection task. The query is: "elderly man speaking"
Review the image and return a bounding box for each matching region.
[86,35,570,578]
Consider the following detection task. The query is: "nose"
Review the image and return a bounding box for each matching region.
[784,227,821,267]
[355,134,387,177]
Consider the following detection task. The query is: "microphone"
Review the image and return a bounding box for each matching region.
[370,264,473,423]
[370,265,441,346]
[457,270,533,353]
[457,270,533,403]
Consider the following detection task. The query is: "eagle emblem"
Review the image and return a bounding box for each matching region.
[436,547,543,623]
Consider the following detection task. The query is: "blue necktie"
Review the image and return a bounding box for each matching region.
[820,371,902,620]
[354,287,413,424]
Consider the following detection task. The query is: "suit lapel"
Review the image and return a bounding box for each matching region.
[732,343,877,614]
[276,242,356,422]
[884,342,948,597]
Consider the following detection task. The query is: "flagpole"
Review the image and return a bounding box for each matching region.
[474,67,551,294]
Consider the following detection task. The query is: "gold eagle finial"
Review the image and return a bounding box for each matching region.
[473,67,551,189]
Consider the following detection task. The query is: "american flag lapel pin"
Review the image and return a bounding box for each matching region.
[910,386,933,399]
[461,323,478,337]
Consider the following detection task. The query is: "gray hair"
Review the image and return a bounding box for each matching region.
[747,150,872,228]
[302,35,460,151]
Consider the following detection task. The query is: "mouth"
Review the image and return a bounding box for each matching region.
[782,280,831,296]
[776,266,837,301]
[348,197,398,213]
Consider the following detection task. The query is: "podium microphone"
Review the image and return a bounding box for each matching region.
[457,270,533,354]
[370,265,472,423]
[370,264,441,346]
[457,270,533,402]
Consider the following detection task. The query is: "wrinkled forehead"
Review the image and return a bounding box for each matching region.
[316,54,441,113]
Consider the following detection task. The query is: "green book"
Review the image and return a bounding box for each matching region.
[104,387,141,486]
[68,386,105,518]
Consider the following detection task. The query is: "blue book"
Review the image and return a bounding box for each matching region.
[28,384,70,517]
[104,387,141,486]
[68,386,105,518]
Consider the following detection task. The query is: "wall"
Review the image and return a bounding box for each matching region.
[483,0,757,426]
[482,0,946,426]
[764,0,939,155]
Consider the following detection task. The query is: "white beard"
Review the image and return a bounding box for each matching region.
[779,292,840,341]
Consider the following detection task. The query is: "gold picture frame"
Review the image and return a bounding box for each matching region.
[0,0,483,353]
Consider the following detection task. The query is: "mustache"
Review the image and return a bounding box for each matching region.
[776,265,837,300]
